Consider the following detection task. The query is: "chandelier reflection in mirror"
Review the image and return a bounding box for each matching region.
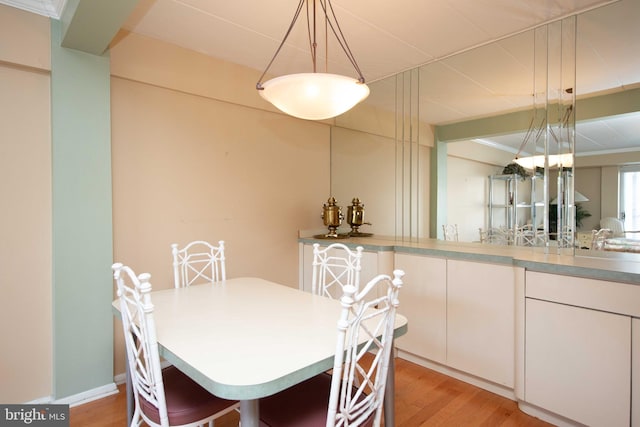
[513,95,575,170]
[256,0,370,120]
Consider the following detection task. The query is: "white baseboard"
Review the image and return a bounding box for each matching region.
[114,372,127,385]
[54,382,119,407]
[396,351,578,426]
[396,350,515,400]
[518,401,583,427]
[27,396,53,404]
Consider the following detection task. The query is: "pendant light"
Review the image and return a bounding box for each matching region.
[256,0,369,120]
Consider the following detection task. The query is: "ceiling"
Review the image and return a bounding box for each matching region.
[3,0,638,158]
[120,0,614,84]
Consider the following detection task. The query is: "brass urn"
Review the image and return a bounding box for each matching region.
[347,197,372,236]
[321,197,343,238]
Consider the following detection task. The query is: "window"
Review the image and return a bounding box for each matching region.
[620,166,640,233]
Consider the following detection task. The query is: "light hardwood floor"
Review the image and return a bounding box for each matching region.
[70,358,553,426]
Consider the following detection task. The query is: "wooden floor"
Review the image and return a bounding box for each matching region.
[70,358,553,426]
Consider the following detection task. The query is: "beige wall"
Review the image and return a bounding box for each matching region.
[332,96,433,239]
[0,5,52,403]
[601,166,620,219]
[446,141,511,241]
[447,155,502,241]
[0,13,336,398]
[574,167,602,231]
[331,128,398,236]
[109,31,333,376]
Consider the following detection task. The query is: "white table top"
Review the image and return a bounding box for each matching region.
[114,276,408,401]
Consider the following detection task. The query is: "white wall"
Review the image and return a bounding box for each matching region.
[447,155,503,241]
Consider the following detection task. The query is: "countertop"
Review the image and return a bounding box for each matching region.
[299,234,640,285]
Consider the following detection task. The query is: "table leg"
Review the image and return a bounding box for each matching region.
[240,399,259,427]
[384,353,396,427]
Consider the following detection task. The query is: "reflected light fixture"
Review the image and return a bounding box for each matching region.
[512,96,545,170]
[514,153,574,169]
[514,99,575,170]
[256,0,369,120]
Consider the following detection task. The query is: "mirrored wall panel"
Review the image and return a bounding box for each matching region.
[330,0,639,258]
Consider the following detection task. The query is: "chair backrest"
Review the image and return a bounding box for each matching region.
[311,243,363,299]
[515,224,545,246]
[171,240,226,288]
[478,228,488,243]
[600,217,625,237]
[442,224,459,241]
[557,225,575,248]
[326,270,404,427]
[484,227,512,245]
[591,228,612,250]
[113,263,168,426]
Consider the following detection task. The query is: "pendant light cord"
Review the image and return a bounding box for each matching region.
[256,0,366,89]
[320,0,366,83]
[257,0,306,89]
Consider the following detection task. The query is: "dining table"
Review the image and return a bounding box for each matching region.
[112,276,408,427]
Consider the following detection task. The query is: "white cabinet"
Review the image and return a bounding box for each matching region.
[447,259,515,387]
[523,271,640,427]
[297,240,640,425]
[525,299,630,427]
[393,253,446,364]
[392,255,515,387]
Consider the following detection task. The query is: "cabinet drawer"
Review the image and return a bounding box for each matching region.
[526,271,640,317]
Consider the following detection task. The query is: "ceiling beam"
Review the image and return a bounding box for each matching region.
[59,0,140,55]
[436,88,640,143]
[577,87,640,122]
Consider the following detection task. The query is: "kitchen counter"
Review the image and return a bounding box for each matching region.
[300,233,640,426]
[298,234,640,285]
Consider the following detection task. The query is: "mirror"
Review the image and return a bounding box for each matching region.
[331,0,640,258]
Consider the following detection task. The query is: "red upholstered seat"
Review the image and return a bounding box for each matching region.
[257,271,404,427]
[113,262,239,427]
[259,373,374,427]
[139,366,237,426]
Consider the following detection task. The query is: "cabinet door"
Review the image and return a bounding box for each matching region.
[394,253,446,364]
[526,298,630,427]
[447,259,514,387]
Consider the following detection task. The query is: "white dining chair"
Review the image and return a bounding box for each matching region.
[258,270,404,427]
[515,224,540,246]
[112,263,239,427]
[487,227,513,245]
[600,217,625,238]
[171,240,226,288]
[590,228,613,250]
[311,242,363,299]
